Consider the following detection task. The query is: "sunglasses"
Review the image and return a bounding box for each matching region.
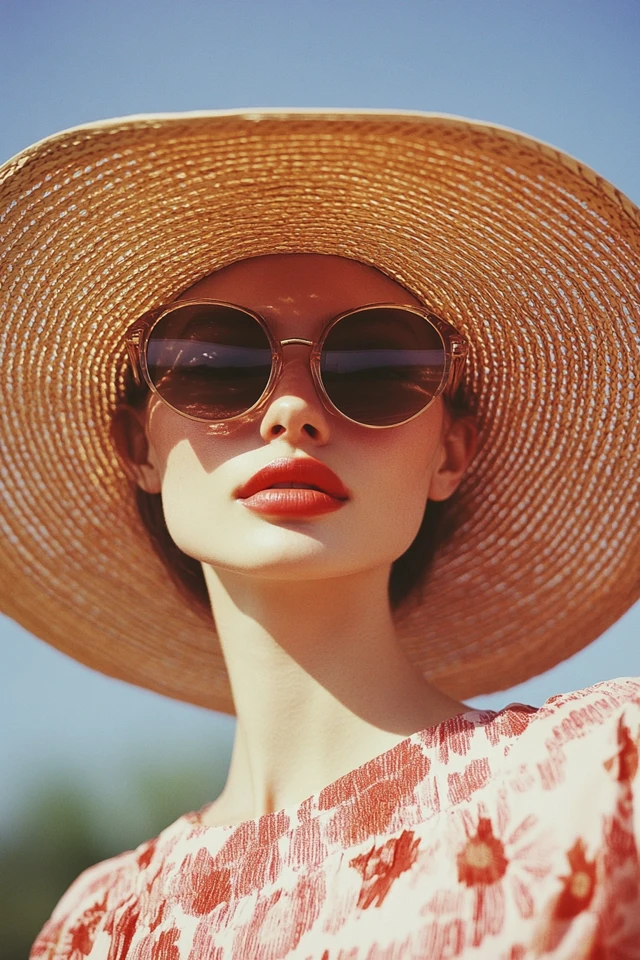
[125,300,468,428]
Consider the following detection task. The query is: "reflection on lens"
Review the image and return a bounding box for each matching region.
[320,308,446,425]
[146,304,272,419]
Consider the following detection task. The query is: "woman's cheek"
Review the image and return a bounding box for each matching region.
[369,424,441,557]
[357,454,431,564]
[385,479,430,562]
[157,445,220,556]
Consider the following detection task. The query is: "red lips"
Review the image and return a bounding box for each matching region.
[235,458,349,518]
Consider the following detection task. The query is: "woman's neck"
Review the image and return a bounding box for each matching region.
[200,563,466,826]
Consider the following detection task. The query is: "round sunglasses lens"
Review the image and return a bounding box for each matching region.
[145,304,272,419]
[320,308,447,426]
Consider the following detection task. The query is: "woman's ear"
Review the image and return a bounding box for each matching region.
[428,412,478,503]
[110,404,163,494]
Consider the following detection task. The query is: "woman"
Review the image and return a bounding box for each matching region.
[1,110,639,958]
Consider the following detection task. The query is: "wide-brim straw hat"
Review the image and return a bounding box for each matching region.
[1,109,638,714]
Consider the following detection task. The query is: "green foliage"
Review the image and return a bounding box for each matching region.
[0,754,230,960]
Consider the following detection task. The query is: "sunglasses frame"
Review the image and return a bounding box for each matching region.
[125,299,469,429]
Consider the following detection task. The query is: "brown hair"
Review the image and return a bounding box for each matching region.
[120,370,473,616]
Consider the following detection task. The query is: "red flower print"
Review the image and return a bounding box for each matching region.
[187,918,227,960]
[67,922,93,959]
[136,849,173,933]
[350,829,421,909]
[172,846,232,916]
[604,717,639,784]
[131,925,181,960]
[554,838,597,920]
[30,919,65,959]
[548,700,615,753]
[457,817,508,887]
[215,810,289,899]
[137,837,158,871]
[149,901,166,934]
[105,899,140,960]
[602,794,638,876]
[589,816,640,960]
[438,803,550,949]
[229,870,326,960]
[64,893,108,958]
[319,738,431,809]
[413,916,466,960]
[447,758,491,804]
[322,739,431,847]
[506,948,526,960]
[419,712,476,764]
[483,704,536,747]
[151,927,180,960]
[289,814,328,872]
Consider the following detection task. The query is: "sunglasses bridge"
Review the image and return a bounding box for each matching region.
[252,337,328,415]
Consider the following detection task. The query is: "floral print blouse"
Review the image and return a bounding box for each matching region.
[32,678,640,959]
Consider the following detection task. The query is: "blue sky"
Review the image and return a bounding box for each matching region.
[1,0,639,830]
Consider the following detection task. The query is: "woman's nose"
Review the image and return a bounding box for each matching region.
[259,351,332,445]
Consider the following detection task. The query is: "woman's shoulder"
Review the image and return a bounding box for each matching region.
[29,813,195,959]
[520,676,640,731]
[537,676,640,711]
[492,676,640,781]
[30,846,138,958]
[497,676,640,742]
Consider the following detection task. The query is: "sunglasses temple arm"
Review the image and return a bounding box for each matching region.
[451,357,464,393]
[125,337,143,387]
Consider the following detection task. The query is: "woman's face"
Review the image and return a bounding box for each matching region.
[133,254,471,583]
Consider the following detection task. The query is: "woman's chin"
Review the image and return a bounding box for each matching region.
[196,528,372,582]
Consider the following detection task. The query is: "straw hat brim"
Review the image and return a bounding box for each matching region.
[1,109,638,714]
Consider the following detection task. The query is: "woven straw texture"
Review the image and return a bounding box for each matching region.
[0,110,638,714]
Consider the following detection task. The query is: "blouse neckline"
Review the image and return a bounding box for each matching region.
[178,702,535,838]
